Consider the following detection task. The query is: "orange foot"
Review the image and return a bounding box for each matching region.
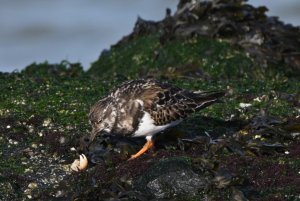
[128,139,154,160]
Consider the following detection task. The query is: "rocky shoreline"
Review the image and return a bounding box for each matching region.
[1,0,299,200]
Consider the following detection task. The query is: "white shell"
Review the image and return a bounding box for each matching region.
[70,154,88,172]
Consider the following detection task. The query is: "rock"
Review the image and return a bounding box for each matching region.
[0,182,19,200]
[113,0,300,74]
[135,157,208,199]
[231,187,249,201]
[147,169,205,199]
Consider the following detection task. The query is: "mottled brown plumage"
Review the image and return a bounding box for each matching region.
[88,79,225,159]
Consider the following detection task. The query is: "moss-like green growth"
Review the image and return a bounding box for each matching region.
[88,34,300,122]
[89,35,259,80]
[0,30,299,200]
[1,62,108,131]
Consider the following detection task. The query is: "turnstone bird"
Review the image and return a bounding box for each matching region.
[88,79,225,160]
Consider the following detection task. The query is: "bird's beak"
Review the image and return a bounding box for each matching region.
[89,127,107,145]
[89,128,99,143]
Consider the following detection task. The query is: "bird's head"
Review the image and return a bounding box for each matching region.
[88,97,117,141]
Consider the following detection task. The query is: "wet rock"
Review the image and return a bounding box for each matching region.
[0,181,19,200]
[213,169,233,189]
[231,187,249,201]
[82,134,144,165]
[115,0,300,74]
[135,157,207,199]
[251,115,284,129]
[146,169,205,199]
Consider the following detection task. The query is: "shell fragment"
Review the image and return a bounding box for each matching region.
[70,154,88,172]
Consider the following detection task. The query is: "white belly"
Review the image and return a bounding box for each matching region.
[133,111,182,138]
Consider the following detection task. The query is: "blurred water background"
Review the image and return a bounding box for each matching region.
[0,0,299,72]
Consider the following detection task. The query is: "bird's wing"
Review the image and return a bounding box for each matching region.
[140,81,224,126]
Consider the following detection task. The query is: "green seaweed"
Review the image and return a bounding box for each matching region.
[0,31,299,200]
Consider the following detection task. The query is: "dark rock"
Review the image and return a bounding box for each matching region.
[251,115,284,129]
[146,170,205,199]
[0,181,19,200]
[231,187,248,201]
[213,169,233,189]
[115,0,300,75]
[135,157,208,199]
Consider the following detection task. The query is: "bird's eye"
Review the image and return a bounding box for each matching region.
[97,119,102,123]
[104,123,109,127]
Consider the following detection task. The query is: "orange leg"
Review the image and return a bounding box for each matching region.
[128,139,154,160]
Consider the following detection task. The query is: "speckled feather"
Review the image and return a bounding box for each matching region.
[88,79,224,140]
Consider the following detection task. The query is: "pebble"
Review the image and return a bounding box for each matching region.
[28,182,38,189]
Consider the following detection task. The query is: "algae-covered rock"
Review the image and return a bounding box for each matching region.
[146,170,205,199]
[135,157,208,199]
[1,0,300,200]
[0,181,19,200]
